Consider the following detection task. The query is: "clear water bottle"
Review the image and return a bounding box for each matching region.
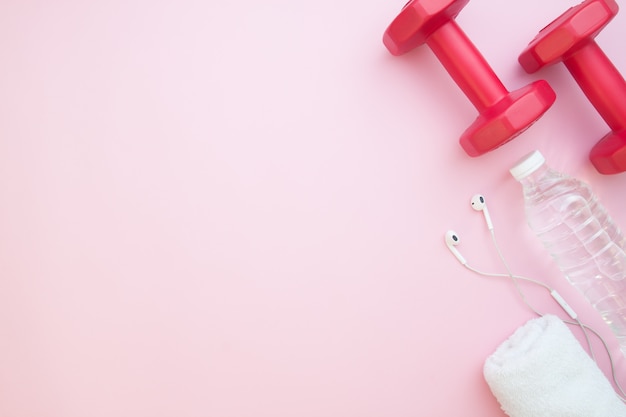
[510,150,626,355]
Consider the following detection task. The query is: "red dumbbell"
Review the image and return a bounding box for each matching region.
[383,0,556,157]
[519,0,626,175]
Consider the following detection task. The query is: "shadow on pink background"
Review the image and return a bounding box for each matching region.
[0,0,624,416]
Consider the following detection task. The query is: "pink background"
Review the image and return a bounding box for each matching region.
[1,0,625,415]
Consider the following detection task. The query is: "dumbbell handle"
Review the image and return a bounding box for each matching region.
[564,42,626,132]
[427,21,508,113]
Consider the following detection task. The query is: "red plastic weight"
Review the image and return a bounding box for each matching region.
[383,0,556,157]
[519,0,626,175]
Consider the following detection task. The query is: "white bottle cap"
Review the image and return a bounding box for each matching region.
[510,150,546,181]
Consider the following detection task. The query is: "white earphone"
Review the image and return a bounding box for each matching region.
[444,230,466,265]
[471,194,493,230]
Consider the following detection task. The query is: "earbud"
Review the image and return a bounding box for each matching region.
[445,230,467,265]
[471,194,493,230]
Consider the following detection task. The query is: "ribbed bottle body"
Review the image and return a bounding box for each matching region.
[518,163,626,355]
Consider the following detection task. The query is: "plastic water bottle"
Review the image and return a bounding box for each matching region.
[510,150,626,355]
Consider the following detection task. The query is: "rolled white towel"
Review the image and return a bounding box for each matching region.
[483,314,626,417]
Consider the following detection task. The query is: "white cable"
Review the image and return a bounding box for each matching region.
[488,228,597,361]
[463,261,626,402]
[463,225,626,401]
[463,264,547,317]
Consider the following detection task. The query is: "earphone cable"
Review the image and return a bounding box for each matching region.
[488,227,597,361]
[574,320,626,402]
[462,264,547,317]
[487,227,626,401]
[462,263,626,402]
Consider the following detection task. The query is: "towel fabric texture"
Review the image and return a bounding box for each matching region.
[483,314,626,417]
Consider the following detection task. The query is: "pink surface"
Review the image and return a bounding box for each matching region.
[0,0,625,416]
